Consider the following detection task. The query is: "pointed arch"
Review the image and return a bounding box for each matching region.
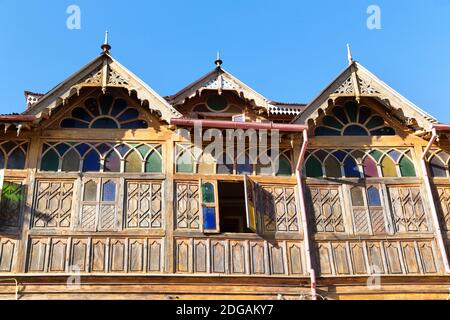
[343,156,360,177]
[380,154,397,177]
[62,148,81,172]
[104,150,121,172]
[276,153,293,176]
[363,155,379,177]
[145,146,162,173]
[125,150,142,173]
[304,154,323,178]
[82,149,101,172]
[41,148,59,171]
[324,155,342,178]
[399,154,416,177]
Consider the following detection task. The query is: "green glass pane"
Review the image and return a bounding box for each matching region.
[366,116,385,129]
[276,156,292,176]
[399,156,416,177]
[125,151,142,172]
[322,116,343,129]
[41,149,59,171]
[176,151,194,173]
[137,144,150,158]
[202,182,215,203]
[1,181,22,203]
[305,157,323,177]
[207,95,228,111]
[369,150,383,162]
[61,149,80,172]
[345,102,358,122]
[145,150,162,173]
[83,181,97,201]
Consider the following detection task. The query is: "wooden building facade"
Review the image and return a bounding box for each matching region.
[0,42,449,299]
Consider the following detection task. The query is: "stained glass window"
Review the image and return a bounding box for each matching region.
[381,156,397,177]
[399,156,416,177]
[429,154,447,177]
[82,150,100,172]
[198,152,215,174]
[202,182,215,203]
[83,180,97,201]
[363,156,379,177]
[314,102,394,136]
[104,151,121,172]
[203,207,216,229]
[236,153,252,175]
[7,148,26,170]
[62,149,80,171]
[344,157,360,177]
[61,93,148,129]
[176,149,194,173]
[324,156,341,177]
[305,156,323,177]
[217,154,233,174]
[145,149,162,173]
[102,180,116,202]
[125,151,142,173]
[41,149,59,171]
[367,186,382,206]
[276,155,292,176]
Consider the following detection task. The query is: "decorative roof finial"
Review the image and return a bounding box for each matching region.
[347,43,353,65]
[215,51,223,67]
[101,31,111,53]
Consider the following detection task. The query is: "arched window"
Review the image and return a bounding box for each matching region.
[41,148,59,171]
[343,156,360,177]
[104,150,121,172]
[324,155,341,177]
[314,102,395,137]
[145,147,162,173]
[381,155,397,177]
[363,156,379,177]
[236,153,252,175]
[7,147,26,170]
[399,155,416,177]
[217,153,233,174]
[198,151,215,174]
[102,180,116,202]
[304,155,323,177]
[83,180,98,201]
[367,186,382,206]
[62,149,81,172]
[176,145,194,173]
[125,151,142,173]
[428,151,449,177]
[60,94,148,129]
[276,154,292,176]
[83,150,101,172]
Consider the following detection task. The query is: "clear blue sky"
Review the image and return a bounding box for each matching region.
[1,0,449,123]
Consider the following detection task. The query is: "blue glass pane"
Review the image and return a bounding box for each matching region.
[315,127,340,136]
[96,143,111,156]
[111,99,127,117]
[102,181,116,202]
[367,187,382,206]
[332,107,348,124]
[344,157,360,177]
[217,163,233,174]
[370,127,395,136]
[75,144,90,157]
[85,98,99,117]
[358,106,372,124]
[116,144,130,156]
[7,148,26,169]
[118,108,139,122]
[42,143,51,153]
[1,142,17,154]
[55,143,70,156]
[72,107,92,121]
[343,125,368,136]
[0,152,4,168]
[91,117,119,129]
[345,102,358,122]
[333,151,347,161]
[203,207,216,230]
[82,150,100,172]
[366,116,385,129]
[61,118,89,128]
[388,150,401,162]
[121,120,148,129]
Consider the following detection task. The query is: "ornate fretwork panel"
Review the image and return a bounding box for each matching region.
[0,181,24,228]
[33,181,74,228]
[334,77,354,94]
[126,181,162,229]
[175,182,200,230]
[306,186,345,233]
[388,187,429,233]
[259,185,299,232]
[435,187,450,231]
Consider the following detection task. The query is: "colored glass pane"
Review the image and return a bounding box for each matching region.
[351,187,364,206]
[332,107,348,124]
[0,152,4,169]
[207,95,228,111]
[61,118,89,128]
[381,156,397,177]
[85,98,99,116]
[345,102,358,122]
[366,116,384,129]
[315,127,340,136]
[305,156,323,177]
[343,125,368,136]
[429,155,446,177]
[41,149,59,171]
[322,116,343,129]
[363,156,379,177]
[176,150,194,173]
[203,207,216,230]
[104,151,121,172]
[82,150,100,172]
[344,157,360,177]
[399,156,416,177]
[91,117,119,129]
[102,181,116,202]
[202,183,215,203]
[145,150,162,173]
[125,151,142,172]
[367,186,382,206]
[75,144,90,157]
[99,94,113,115]
[236,154,252,175]
[118,108,139,122]
[387,150,401,162]
[324,156,341,177]
[358,106,371,124]
[276,155,292,176]
[62,149,80,171]
[369,149,383,161]
[7,148,26,169]
[72,107,92,121]
[55,143,70,156]
[111,98,127,116]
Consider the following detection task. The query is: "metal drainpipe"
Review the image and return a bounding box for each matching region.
[421,127,450,273]
[295,129,317,300]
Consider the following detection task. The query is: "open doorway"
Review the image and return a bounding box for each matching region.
[218,181,253,233]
